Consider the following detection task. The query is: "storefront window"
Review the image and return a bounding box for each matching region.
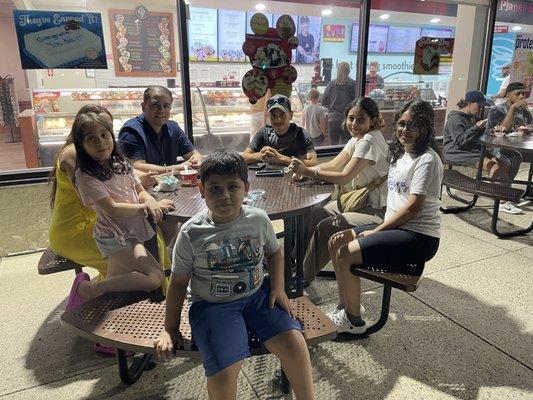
[0,1,182,172]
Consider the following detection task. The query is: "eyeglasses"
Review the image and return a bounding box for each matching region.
[393,121,417,132]
[267,96,291,110]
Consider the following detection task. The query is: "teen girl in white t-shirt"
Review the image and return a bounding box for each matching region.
[327,100,444,335]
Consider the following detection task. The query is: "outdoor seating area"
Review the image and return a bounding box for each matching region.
[1,168,531,399]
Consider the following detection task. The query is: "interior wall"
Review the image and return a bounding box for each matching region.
[0,16,29,102]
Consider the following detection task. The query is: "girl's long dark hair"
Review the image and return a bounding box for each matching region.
[49,105,113,208]
[341,96,382,132]
[72,112,131,182]
[388,100,442,164]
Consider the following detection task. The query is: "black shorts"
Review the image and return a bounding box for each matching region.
[354,224,440,275]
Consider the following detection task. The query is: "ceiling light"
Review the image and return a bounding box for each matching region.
[512,25,522,31]
[379,14,390,20]
[321,9,332,16]
[255,3,266,11]
[430,18,440,23]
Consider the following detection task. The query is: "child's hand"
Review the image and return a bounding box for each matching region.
[144,197,164,223]
[137,170,158,189]
[269,288,293,318]
[154,329,183,360]
[290,158,307,176]
[358,229,376,238]
[158,199,175,213]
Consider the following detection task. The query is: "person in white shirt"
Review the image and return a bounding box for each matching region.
[493,63,511,105]
[327,100,444,335]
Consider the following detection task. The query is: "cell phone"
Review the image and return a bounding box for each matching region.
[256,170,284,177]
[249,162,267,170]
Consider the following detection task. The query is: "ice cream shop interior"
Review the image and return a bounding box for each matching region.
[0,0,531,254]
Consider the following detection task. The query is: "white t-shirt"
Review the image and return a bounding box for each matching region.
[302,103,326,138]
[495,75,510,105]
[385,148,443,238]
[342,130,389,209]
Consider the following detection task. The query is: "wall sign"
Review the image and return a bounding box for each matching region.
[413,37,454,75]
[109,8,176,77]
[323,25,345,42]
[510,32,533,101]
[13,10,107,70]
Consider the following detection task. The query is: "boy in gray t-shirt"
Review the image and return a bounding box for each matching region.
[154,151,314,399]
[302,89,327,146]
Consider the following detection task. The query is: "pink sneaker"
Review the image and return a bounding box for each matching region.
[65,272,90,312]
[94,342,134,357]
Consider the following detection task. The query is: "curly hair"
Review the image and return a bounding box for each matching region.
[388,100,442,164]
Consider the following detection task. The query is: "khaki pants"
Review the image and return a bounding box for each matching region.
[303,201,385,282]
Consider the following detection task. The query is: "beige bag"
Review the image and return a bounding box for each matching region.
[335,174,388,213]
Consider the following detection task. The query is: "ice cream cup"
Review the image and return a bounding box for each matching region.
[179,169,198,186]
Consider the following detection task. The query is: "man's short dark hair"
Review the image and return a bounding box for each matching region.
[143,85,173,103]
[200,150,248,183]
[506,82,525,95]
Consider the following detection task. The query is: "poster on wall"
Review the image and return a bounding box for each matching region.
[13,10,107,69]
[413,37,454,75]
[387,26,422,53]
[486,32,515,95]
[323,24,345,42]
[421,27,453,39]
[510,33,533,101]
[295,15,321,64]
[109,8,175,77]
[218,10,246,62]
[351,24,389,53]
[189,7,218,62]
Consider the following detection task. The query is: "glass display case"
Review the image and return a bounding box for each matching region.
[31,86,305,166]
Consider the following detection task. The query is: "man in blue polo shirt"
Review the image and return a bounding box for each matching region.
[118,85,203,177]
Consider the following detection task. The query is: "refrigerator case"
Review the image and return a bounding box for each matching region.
[32,88,206,166]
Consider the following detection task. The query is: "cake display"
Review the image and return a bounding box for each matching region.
[159,175,179,192]
[23,25,103,68]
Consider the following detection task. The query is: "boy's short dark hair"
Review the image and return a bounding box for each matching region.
[200,150,248,183]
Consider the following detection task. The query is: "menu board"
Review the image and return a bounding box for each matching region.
[218,10,246,62]
[189,7,218,62]
[109,9,175,77]
[351,24,388,53]
[387,26,422,53]
[246,12,273,35]
[421,27,453,38]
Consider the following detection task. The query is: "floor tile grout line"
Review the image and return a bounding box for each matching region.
[442,224,532,252]
[409,292,533,373]
[0,362,115,398]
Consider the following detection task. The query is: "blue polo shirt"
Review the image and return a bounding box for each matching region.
[118,114,195,166]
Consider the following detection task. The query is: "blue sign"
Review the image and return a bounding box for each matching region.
[13,10,107,69]
[486,32,515,95]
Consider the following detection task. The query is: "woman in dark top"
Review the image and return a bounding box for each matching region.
[321,62,356,145]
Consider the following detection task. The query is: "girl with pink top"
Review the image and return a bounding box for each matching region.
[65,108,175,309]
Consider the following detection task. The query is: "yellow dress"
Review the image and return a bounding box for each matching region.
[48,154,171,292]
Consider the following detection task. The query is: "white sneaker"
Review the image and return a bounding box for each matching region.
[326,304,365,320]
[499,202,523,215]
[331,309,366,334]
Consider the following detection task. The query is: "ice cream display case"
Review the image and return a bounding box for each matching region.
[31,87,206,166]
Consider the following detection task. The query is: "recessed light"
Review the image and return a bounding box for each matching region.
[255,3,266,11]
[321,9,332,16]
[430,18,440,23]
[512,25,522,31]
[379,14,390,20]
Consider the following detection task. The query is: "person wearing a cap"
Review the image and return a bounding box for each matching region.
[485,82,531,213]
[493,63,511,105]
[296,16,316,64]
[243,94,317,167]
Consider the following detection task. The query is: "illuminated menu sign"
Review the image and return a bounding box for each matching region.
[218,10,246,62]
[188,7,217,62]
[387,26,422,53]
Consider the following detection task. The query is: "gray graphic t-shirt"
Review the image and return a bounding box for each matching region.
[172,205,280,303]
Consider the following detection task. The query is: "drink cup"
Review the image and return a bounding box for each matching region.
[179,169,198,186]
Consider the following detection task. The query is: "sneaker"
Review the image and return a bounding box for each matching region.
[499,201,523,214]
[326,304,365,320]
[331,309,366,335]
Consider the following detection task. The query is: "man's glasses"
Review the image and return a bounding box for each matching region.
[267,96,291,110]
[393,121,417,132]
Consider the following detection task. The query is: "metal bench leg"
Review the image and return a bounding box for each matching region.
[440,192,478,214]
[117,350,154,385]
[490,201,533,238]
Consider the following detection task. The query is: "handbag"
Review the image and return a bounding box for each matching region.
[335,174,388,213]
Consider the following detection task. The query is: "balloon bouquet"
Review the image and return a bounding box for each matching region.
[241,13,299,104]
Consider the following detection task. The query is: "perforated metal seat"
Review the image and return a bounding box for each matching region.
[37,247,84,275]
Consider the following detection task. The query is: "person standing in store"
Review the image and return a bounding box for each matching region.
[492,63,511,105]
[321,62,357,145]
[243,94,317,167]
[296,16,316,64]
[302,89,327,146]
[364,61,384,96]
[118,85,203,176]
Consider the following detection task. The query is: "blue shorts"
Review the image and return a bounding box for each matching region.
[189,279,302,377]
[94,236,140,258]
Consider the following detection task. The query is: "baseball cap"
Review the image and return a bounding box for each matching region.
[465,91,492,107]
[267,94,292,113]
[300,16,310,24]
[505,82,526,95]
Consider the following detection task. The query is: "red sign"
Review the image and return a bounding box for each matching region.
[494,26,509,33]
[323,24,346,42]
